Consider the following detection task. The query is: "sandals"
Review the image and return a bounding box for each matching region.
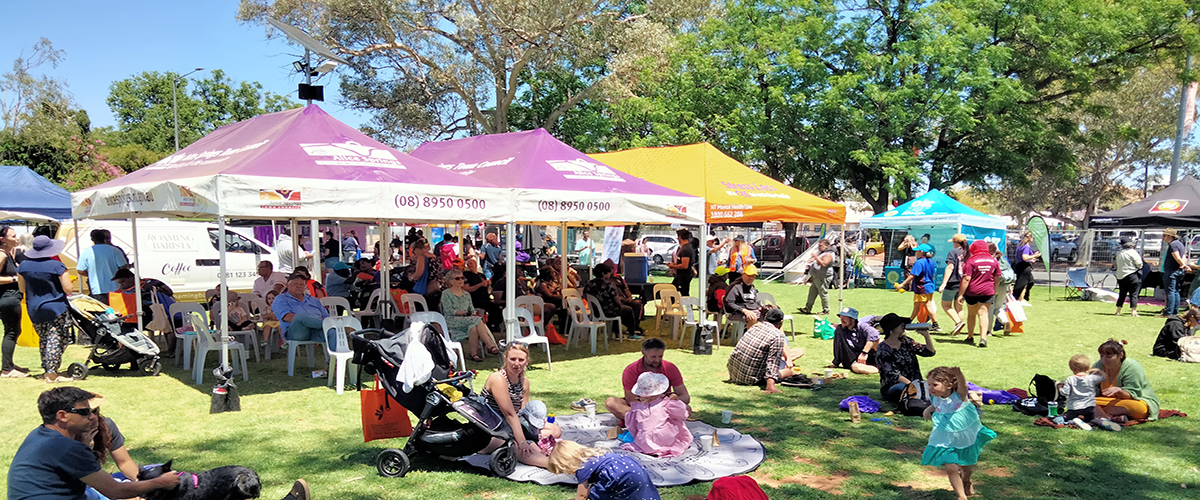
[470,354,485,362]
[487,346,501,355]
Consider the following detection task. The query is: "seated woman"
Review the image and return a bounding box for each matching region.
[623,372,692,458]
[440,269,499,361]
[875,313,937,403]
[80,405,140,500]
[1093,339,1160,421]
[480,344,562,468]
[534,267,564,329]
[1153,308,1197,360]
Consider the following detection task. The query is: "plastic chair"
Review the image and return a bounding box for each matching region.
[505,307,552,370]
[188,312,248,385]
[168,302,204,370]
[320,296,351,316]
[399,293,429,328]
[322,316,362,394]
[756,292,795,339]
[562,288,582,301]
[652,284,675,330]
[408,311,466,371]
[286,313,329,377]
[655,290,685,339]
[245,295,281,360]
[351,289,383,327]
[678,297,717,349]
[1066,268,1087,300]
[586,294,624,342]
[566,297,607,353]
[514,295,546,337]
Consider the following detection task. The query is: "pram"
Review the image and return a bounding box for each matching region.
[351,323,516,478]
[63,295,162,380]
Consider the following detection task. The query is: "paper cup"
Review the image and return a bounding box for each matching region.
[824,368,834,378]
[700,437,713,452]
[585,403,596,420]
[721,410,732,424]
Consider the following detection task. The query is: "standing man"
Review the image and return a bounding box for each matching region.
[828,307,879,374]
[705,235,725,275]
[481,232,503,279]
[1161,228,1187,317]
[7,387,181,500]
[76,229,128,304]
[604,338,691,420]
[575,230,596,268]
[342,230,360,263]
[321,230,340,270]
[253,260,287,298]
[667,229,694,296]
[275,229,311,275]
[271,273,330,345]
[798,239,836,315]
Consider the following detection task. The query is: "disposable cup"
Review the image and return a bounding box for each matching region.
[701,437,713,452]
[721,410,732,424]
[585,403,596,420]
[824,368,834,378]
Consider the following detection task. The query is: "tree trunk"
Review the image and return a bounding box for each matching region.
[782,222,798,262]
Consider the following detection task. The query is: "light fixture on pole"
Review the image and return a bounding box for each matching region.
[173,67,205,152]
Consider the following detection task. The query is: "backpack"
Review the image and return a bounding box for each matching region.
[1011,374,1063,416]
[1180,336,1200,363]
[898,380,931,416]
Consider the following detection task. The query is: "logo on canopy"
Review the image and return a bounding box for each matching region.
[1149,199,1187,214]
[546,159,625,182]
[178,186,196,207]
[260,189,302,210]
[300,141,406,169]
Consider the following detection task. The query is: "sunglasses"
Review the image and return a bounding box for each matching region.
[452,277,465,281]
[65,407,97,417]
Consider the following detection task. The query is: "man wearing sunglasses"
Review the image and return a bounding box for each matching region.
[8,387,179,500]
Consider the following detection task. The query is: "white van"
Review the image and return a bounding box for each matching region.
[58,219,279,302]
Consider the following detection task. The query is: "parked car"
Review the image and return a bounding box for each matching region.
[639,235,678,265]
[863,240,884,256]
[1189,235,1200,258]
[1091,236,1120,264]
[752,234,812,263]
[1049,233,1078,263]
[650,244,677,266]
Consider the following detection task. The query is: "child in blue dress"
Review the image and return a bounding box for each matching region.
[547,440,660,500]
[921,366,996,500]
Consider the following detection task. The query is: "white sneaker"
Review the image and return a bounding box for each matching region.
[1071,417,1092,431]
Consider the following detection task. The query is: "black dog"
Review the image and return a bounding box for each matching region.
[138,459,261,500]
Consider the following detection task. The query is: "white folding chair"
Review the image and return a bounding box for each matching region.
[562,288,582,301]
[566,297,607,353]
[322,316,362,394]
[399,293,429,328]
[169,302,204,370]
[756,292,795,339]
[320,296,351,316]
[586,294,624,342]
[506,307,552,370]
[351,289,383,328]
[409,311,466,371]
[245,295,282,360]
[188,312,248,385]
[514,295,546,337]
[679,296,717,349]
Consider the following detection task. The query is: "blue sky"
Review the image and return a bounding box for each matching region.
[1,0,367,129]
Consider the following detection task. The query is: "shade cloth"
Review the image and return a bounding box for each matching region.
[1088,175,1200,228]
[589,143,845,224]
[1,165,72,220]
[860,189,1006,230]
[72,105,513,222]
[410,129,704,226]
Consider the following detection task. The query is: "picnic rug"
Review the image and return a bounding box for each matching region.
[461,412,765,486]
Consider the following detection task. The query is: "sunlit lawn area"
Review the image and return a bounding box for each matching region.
[2,280,1198,499]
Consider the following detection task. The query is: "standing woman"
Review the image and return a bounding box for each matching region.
[958,240,1000,347]
[408,239,433,295]
[1,226,29,378]
[1114,237,1144,317]
[1012,231,1040,305]
[898,235,918,286]
[16,235,74,382]
[938,235,969,334]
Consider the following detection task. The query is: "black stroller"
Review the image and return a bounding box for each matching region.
[351,324,516,478]
[64,296,162,379]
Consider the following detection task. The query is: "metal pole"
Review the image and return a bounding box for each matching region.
[310,219,320,282]
[379,220,390,319]
[1171,53,1194,185]
[560,222,568,291]
[172,68,203,152]
[838,226,845,311]
[699,223,708,312]
[71,219,82,276]
[289,219,299,274]
[304,48,313,106]
[130,217,144,332]
[505,222,517,340]
[218,216,230,369]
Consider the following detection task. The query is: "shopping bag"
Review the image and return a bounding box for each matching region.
[1005,294,1025,333]
[545,323,567,345]
[362,377,413,442]
[17,298,37,347]
[813,317,835,340]
[146,293,172,333]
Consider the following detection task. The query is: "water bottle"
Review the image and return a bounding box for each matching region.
[1047,401,1059,417]
[546,413,555,424]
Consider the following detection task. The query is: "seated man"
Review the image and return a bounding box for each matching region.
[7,387,181,500]
[727,308,797,394]
[828,307,880,374]
[324,262,353,299]
[724,264,761,325]
[271,273,330,345]
[253,260,287,298]
[585,263,645,337]
[604,338,691,420]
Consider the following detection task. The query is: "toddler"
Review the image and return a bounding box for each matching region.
[921,366,996,500]
[1057,354,1118,431]
[547,440,660,500]
[622,372,692,457]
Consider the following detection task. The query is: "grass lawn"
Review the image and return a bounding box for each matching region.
[2,281,1199,499]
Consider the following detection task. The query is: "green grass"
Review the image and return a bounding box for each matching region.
[3,282,1199,499]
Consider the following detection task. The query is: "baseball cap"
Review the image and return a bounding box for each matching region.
[762,307,785,324]
[743,264,759,276]
[948,234,967,244]
[714,266,729,276]
[837,307,859,320]
[916,243,934,254]
[332,262,351,271]
[111,269,135,281]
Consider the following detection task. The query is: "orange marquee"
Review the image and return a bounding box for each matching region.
[590,143,845,224]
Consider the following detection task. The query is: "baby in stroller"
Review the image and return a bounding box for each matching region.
[352,322,529,478]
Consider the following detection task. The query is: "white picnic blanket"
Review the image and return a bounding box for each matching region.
[460,412,765,486]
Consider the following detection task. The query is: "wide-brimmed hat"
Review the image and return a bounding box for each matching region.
[734,234,746,242]
[879,313,910,334]
[837,307,859,320]
[632,372,670,397]
[87,392,104,410]
[1164,228,1178,237]
[25,235,65,259]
